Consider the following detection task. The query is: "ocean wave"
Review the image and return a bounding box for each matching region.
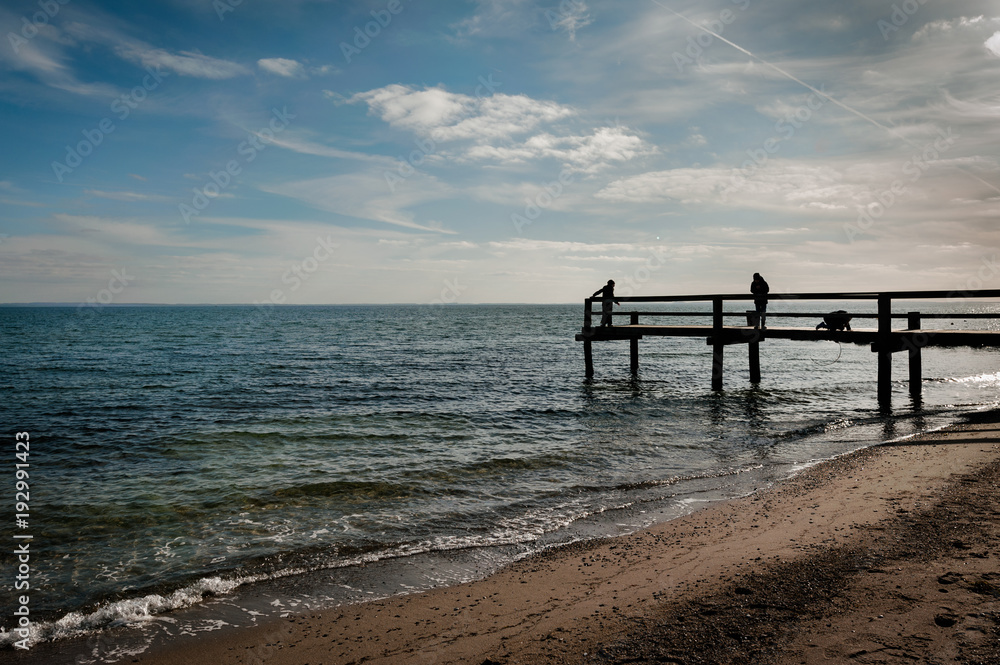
[0,576,245,650]
[268,479,431,501]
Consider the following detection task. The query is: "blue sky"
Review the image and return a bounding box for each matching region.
[1,0,999,304]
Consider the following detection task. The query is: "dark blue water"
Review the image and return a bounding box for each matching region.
[1,303,998,654]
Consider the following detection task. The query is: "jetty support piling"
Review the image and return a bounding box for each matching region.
[907,312,922,397]
[711,298,724,391]
[877,295,893,405]
[749,337,761,384]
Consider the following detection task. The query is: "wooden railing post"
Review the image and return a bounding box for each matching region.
[907,311,921,396]
[584,298,593,330]
[712,297,724,390]
[877,294,892,405]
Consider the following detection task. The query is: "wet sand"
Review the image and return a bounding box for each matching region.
[120,411,1000,664]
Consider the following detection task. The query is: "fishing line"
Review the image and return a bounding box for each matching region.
[810,341,843,366]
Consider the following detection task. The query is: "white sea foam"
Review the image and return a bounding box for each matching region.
[0,576,245,650]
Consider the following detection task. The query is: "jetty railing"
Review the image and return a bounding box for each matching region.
[576,289,1000,404]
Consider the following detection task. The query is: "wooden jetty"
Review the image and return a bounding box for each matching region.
[575,289,1000,404]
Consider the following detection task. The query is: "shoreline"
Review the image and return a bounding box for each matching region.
[72,408,996,665]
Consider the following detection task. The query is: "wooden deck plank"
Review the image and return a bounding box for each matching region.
[575,325,1000,349]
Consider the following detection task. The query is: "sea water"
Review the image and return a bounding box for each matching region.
[1,303,999,659]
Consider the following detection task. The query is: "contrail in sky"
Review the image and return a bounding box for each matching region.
[650,0,1000,195]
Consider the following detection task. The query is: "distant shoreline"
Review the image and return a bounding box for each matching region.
[5,298,1000,307]
[0,302,583,307]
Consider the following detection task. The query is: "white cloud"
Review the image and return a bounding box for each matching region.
[52,214,173,246]
[597,162,870,211]
[132,48,248,78]
[597,154,1000,222]
[548,0,593,41]
[65,22,250,79]
[450,0,591,42]
[308,64,338,76]
[260,170,455,234]
[986,31,1000,57]
[268,133,396,165]
[435,94,576,142]
[258,57,306,78]
[0,197,46,208]
[464,178,592,212]
[684,128,707,147]
[596,167,733,204]
[353,85,471,134]
[0,36,118,97]
[83,190,172,202]
[466,126,655,173]
[352,84,575,141]
[488,238,665,254]
[5,41,66,76]
[351,84,652,172]
[912,15,994,41]
[450,0,536,40]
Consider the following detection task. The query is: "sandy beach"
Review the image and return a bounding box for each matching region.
[48,411,1000,664]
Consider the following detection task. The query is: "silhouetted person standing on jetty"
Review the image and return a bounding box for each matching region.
[593,280,620,327]
[751,272,769,329]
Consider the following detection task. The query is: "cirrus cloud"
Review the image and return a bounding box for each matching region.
[257,58,306,78]
[64,21,251,79]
